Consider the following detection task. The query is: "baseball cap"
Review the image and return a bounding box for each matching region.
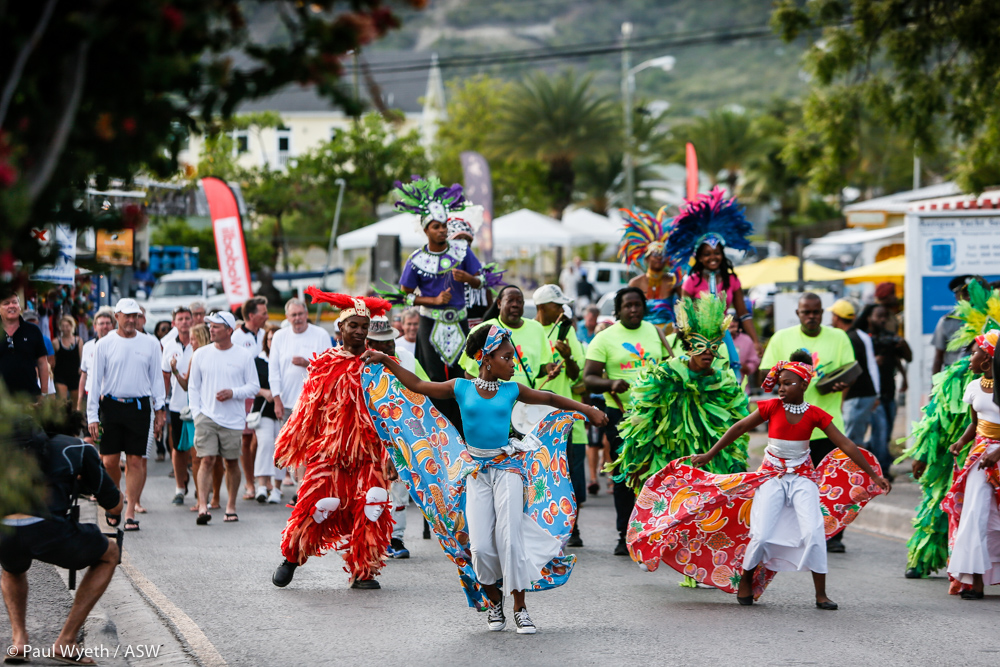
[826,298,856,321]
[533,284,573,306]
[114,298,142,315]
[205,311,236,329]
[367,316,400,341]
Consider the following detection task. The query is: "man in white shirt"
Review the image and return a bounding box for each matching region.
[396,308,419,356]
[231,295,269,499]
[268,298,332,422]
[86,298,166,532]
[161,300,207,348]
[77,306,115,431]
[161,306,195,505]
[189,311,259,525]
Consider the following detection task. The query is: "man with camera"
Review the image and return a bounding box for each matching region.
[1,409,123,665]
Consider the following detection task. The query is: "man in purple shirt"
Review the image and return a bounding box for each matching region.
[394,177,483,429]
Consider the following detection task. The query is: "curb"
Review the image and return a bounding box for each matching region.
[847,496,915,542]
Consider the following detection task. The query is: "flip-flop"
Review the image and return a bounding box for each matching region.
[224,513,239,522]
[123,519,140,531]
[3,647,30,664]
[134,506,147,514]
[105,513,121,527]
[50,645,97,665]
[196,513,212,525]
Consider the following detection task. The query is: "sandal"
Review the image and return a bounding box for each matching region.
[123,518,140,531]
[3,646,29,664]
[224,513,239,522]
[105,512,121,527]
[50,644,97,665]
[134,505,147,514]
[196,513,212,525]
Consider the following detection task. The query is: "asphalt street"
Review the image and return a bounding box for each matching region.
[76,457,1000,667]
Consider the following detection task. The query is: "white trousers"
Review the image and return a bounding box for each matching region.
[390,480,408,541]
[466,467,562,597]
[743,473,827,574]
[253,416,282,479]
[948,443,1000,585]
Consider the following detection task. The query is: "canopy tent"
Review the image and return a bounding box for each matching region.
[491,209,593,246]
[561,208,623,245]
[335,213,425,250]
[734,256,844,288]
[840,255,906,283]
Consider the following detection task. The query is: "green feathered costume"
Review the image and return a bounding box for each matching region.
[609,295,749,494]
[895,280,1000,576]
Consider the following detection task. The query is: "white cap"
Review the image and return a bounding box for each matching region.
[533,284,573,306]
[205,311,236,329]
[114,298,142,315]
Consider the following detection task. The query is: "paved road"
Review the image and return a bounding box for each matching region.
[95,458,1000,666]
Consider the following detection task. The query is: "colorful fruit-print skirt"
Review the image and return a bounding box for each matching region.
[627,448,884,600]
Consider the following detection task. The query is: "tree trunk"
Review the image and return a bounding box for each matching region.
[546,156,574,221]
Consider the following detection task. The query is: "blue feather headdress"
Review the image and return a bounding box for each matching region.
[618,206,674,271]
[663,187,753,269]
[393,175,467,229]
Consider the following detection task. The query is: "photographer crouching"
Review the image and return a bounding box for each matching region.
[1,406,122,665]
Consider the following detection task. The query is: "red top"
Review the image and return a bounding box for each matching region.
[757,398,832,440]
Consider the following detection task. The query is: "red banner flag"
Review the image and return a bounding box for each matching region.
[202,177,252,309]
[685,142,699,201]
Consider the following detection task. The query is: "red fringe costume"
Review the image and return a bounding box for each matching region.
[274,289,393,582]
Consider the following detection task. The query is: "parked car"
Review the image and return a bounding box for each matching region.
[139,270,228,332]
[580,261,639,299]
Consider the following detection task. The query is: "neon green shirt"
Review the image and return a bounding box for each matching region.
[461,317,553,387]
[540,319,587,443]
[585,321,665,409]
[759,325,855,440]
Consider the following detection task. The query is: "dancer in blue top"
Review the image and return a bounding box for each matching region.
[363,324,605,634]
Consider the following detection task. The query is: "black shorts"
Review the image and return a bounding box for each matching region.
[170,411,183,450]
[0,519,109,575]
[99,396,152,457]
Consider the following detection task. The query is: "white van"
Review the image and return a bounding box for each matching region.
[580,261,639,299]
[140,270,229,332]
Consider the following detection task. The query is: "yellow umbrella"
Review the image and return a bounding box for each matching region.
[734,256,844,288]
[840,255,906,284]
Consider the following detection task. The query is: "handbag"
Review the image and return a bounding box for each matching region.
[246,410,263,430]
[177,420,194,452]
[179,406,193,422]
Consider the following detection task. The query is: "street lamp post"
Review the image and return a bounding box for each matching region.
[621,21,674,210]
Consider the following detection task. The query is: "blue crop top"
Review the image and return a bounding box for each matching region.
[454,379,520,454]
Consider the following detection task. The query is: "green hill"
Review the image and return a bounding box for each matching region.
[376,0,808,115]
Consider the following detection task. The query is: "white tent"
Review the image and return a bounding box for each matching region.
[562,208,622,244]
[335,213,424,250]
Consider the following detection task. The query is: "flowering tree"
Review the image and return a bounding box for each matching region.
[0,0,423,270]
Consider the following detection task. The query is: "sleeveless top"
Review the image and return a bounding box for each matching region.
[54,336,80,379]
[453,379,520,458]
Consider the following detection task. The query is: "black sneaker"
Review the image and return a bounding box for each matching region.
[272,560,297,587]
[387,537,410,559]
[513,607,536,634]
[172,493,184,505]
[614,538,629,556]
[487,599,506,631]
[826,539,846,553]
[567,530,583,548]
[351,578,381,589]
[904,567,924,579]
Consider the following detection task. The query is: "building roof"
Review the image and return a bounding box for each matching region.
[909,189,1000,212]
[236,50,430,115]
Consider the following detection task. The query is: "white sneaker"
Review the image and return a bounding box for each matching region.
[514,608,536,634]
[486,599,506,631]
[268,488,283,504]
[255,486,268,503]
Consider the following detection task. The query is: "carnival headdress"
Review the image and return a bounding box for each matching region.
[947,280,1000,353]
[663,187,753,269]
[393,176,466,229]
[675,294,731,357]
[618,207,674,270]
[304,287,391,323]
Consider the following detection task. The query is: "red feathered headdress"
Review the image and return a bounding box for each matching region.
[304,287,391,322]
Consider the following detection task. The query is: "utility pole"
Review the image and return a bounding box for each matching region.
[621,21,634,211]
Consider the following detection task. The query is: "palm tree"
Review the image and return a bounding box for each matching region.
[493,70,618,219]
[664,108,763,193]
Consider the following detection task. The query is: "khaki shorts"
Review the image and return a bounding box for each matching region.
[193,414,242,460]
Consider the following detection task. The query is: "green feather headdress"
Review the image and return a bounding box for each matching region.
[947,280,1000,352]
[675,294,731,356]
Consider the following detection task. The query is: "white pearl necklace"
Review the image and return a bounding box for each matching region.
[474,377,502,392]
[784,401,810,415]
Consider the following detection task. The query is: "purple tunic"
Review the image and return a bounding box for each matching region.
[400,241,482,310]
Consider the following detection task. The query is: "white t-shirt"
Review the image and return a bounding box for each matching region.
[86,331,166,424]
[964,379,1000,425]
[80,338,98,394]
[268,324,332,411]
[188,344,260,430]
[231,325,265,357]
[161,326,179,348]
[161,338,195,413]
[396,337,416,355]
[855,329,881,395]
